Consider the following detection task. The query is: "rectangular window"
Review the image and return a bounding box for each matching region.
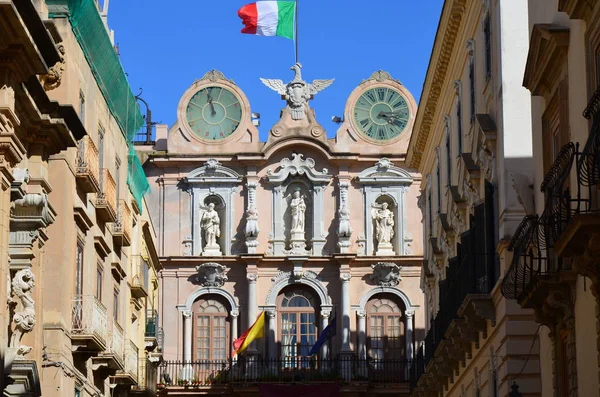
[75,244,84,296]
[446,132,452,186]
[79,91,85,124]
[96,263,103,302]
[113,287,119,323]
[484,14,492,79]
[469,60,476,120]
[457,100,463,154]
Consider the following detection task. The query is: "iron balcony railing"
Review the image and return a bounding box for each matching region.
[501,84,600,301]
[158,357,412,387]
[125,341,139,382]
[71,295,108,343]
[145,310,159,338]
[133,358,158,395]
[107,321,125,365]
[76,135,100,190]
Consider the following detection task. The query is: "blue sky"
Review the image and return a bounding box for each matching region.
[109,0,444,141]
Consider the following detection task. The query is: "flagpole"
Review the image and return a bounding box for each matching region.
[295,0,299,63]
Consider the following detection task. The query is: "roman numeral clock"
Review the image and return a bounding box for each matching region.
[353,87,410,141]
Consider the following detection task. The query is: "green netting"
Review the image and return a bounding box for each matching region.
[65,0,144,142]
[127,146,150,214]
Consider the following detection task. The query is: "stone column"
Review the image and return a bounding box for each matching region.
[340,273,352,353]
[320,310,331,360]
[357,311,367,360]
[182,310,193,379]
[266,310,277,361]
[231,309,239,341]
[405,309,414,361]
[246,273,258,353]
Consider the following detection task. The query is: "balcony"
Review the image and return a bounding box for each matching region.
[145,310,162,352]
[95,320,125,371]
[412,199,497,394]
[113,199,132,247]
[71,295,108,351]
[113,341,139,385]
[158,357,411,393]
[131,255,150,299]
[95,168,117,223]
[131,358,159,397]
[76,136,101,193]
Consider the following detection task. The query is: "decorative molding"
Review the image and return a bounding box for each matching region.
[357,287,415,314]
[266,270,332,306]
[182,236,193,256]
[356,158,413,185]
[370,262,402,287]
[195,263,228,287]
[195,70,234,84]
[361,70,402,85]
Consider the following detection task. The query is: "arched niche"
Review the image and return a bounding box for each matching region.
[356,158,413,256]
[282,181,314,252]
[184,159,242,256]
[265,153,332,256]
[201,195,227,255]
[371,194,399,255]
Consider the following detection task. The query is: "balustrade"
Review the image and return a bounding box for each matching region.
[71,295,108,350]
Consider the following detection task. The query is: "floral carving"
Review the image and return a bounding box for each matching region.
[9,269,36,357]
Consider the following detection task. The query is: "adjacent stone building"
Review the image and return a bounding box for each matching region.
[2,1,161,397]
[142,67,425,395]
[409,0,543,396]
[501,1,600,397]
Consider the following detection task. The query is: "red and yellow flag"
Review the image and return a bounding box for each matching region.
[232,312,265,357]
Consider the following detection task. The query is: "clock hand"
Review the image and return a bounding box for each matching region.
[206,91,217,116]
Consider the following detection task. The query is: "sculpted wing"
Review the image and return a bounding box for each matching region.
[309,79,334,94]
[260,78,287,95]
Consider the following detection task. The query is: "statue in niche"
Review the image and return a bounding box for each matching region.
[286,187,307,234]
[201,203,221,249]
[372,202,395,245]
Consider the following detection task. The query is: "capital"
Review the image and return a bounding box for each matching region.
[230,309,240,318]
[246,273,258,283]
[405,309,415,319]
[339,273,351,282]
[266,310,277,319]
[182,310,193,318]
[356,310,366,319]
[320,310,331,319]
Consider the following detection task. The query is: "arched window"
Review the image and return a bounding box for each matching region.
[277,287,318,362]
[366,294,405,361]
[193,297,229,361]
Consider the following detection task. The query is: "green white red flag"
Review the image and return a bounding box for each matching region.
[238,1,296,40]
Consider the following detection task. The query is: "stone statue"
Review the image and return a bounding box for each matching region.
[200,203,221,249]
[260,63,334,120]
[372,202,395,245]
[9,269,36,357]
[286,189,307,233]
[41,44,66,91]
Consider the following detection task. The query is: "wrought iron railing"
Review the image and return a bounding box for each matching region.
[76,135,100,187]
[71,295,108,343]
[134,358,158,394]
[158,357,412,386]
[113,199,132,241]
[145,310,159,338]
[409,344,425,391]
[108,321,125,364]
[131,255,150,295]
[97,168,117,216]
[501,85,600,301]
[126,341,139,382]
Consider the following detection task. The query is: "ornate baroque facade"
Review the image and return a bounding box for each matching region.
[142,67,425,395]
[2,2,161,397]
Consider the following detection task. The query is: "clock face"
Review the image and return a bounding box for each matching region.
[185,86,243,140]
[353,87,410,141]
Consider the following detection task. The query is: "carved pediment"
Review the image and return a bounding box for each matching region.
[523,24,570,97]
[356,158,413,185]
[265,153,331,184]
[185,159,242,184]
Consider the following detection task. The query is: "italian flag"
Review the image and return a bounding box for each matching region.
[238,1,296,40]
[231,311,265,357]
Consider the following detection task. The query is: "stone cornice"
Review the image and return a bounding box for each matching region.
[523,24,570,98]
[407,0,467,170]
[558,0,595,21]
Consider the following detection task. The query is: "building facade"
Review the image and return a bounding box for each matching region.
[143,67,425,395]
[501,1,600,397]
[2,1,161,397]
[409,0,543,396]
